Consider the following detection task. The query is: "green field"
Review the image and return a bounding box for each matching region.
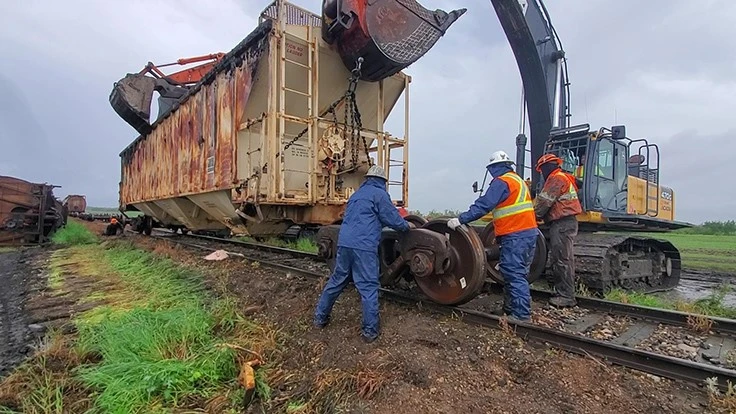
[641,233,736,273]
[86,206,143,217]
[85,207,120,214]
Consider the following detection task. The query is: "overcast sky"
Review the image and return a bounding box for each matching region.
[1,1,734,223]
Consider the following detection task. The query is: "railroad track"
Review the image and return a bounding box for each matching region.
[141,229,736,389]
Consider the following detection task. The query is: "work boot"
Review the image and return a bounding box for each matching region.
[313,316,330,328]
[549,295,577,308]
[506,315,530,324]
[491,301,511,317]
[362,334,378,344]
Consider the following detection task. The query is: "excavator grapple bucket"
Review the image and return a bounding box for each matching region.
[110,74,189,135]
[109,74,157,135]
[322,0,466,81]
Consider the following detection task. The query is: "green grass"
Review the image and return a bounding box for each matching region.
[640,233,736,273]
[51,221,98,246]
[1,240,274,413]
[239,236,319,254]
[73,244,249,412]
[85,207,120,214]
[605,286,736,319]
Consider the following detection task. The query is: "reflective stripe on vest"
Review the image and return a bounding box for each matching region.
[492,172,537,236]
[574,165,584,178]
[492,174,534,219]
[553,170,579,201]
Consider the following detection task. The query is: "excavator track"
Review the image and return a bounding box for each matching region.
[573,233,681,294]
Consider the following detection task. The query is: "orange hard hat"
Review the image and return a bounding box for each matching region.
[110,218,118,224]
[535,153,562,172]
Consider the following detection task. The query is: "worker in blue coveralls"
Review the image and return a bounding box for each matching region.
[447,150,538,322]
[314,165,415,343]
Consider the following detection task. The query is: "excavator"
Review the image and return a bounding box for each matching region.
[109,0,688,306]
[316,0,690,303]
[466,0,690,294]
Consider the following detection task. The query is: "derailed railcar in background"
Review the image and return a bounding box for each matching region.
[63,194,87,215]
[0,176,67,245]
[115,1,464,237]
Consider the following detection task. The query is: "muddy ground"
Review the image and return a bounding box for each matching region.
[135,236,713,413]
[0,226,720,413]
[0,248,44,378]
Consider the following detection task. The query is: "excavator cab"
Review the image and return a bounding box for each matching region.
[543,123,684,230]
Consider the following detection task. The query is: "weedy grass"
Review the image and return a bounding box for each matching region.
[605,285,736,320]
[0,332,91,414]
[706,377,736,412]
[51,221,98,246]
[72,243,268,412]
[1,224,275,413]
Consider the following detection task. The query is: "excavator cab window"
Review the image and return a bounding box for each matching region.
[587,138,628,212]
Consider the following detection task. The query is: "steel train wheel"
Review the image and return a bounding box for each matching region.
[479,222,547,285]
[404,214,428,227]
[412,220,486,305]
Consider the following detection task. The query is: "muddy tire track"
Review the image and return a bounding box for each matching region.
[0,248,47,378]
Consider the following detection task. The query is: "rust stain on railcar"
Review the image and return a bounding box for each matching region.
[119,33,268,207]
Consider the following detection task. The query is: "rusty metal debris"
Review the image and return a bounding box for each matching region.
[0,176,66,245]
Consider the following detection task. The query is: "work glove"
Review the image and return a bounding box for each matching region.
[447,218,461,230]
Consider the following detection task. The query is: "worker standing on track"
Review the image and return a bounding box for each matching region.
[447,151,538,322]
[534,154,583,308]
[314,165,415,343]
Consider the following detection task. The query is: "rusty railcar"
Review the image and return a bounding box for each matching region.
[117,1,429,237]
[63,195,87,214]
[0,176,66,245]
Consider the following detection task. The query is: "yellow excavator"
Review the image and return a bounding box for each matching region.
[469,0,690,294]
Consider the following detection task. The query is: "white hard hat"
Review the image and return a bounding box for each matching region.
[489,150,515,166]
[365,165,387,180]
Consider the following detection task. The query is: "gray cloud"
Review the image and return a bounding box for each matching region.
[0,1,733,223]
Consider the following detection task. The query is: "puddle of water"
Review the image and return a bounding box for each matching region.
[655,278,736,307]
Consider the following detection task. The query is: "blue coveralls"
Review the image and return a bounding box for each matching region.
[314,177,410,339]
[458,163,537,320]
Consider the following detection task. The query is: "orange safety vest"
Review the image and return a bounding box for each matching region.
[574,165,584,179]
[493,172,538,236]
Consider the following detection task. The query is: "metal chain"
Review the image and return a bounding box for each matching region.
[345,57,372,168]
[281,57,370,170]
[282,95,345,154]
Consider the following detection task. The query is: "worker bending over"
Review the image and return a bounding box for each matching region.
[448,151,537,322]
[105,217,123,236]
[314,165,414,343]
[534,154,583,308]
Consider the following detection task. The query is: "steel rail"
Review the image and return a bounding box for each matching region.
[160,229,736,335]
[152,229,318,259]
[386,290,736,388]
[527,289,736,336]
[141,232,736,389]
[173,229,736,336]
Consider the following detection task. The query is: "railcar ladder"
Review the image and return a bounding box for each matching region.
[275,4,319,202]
